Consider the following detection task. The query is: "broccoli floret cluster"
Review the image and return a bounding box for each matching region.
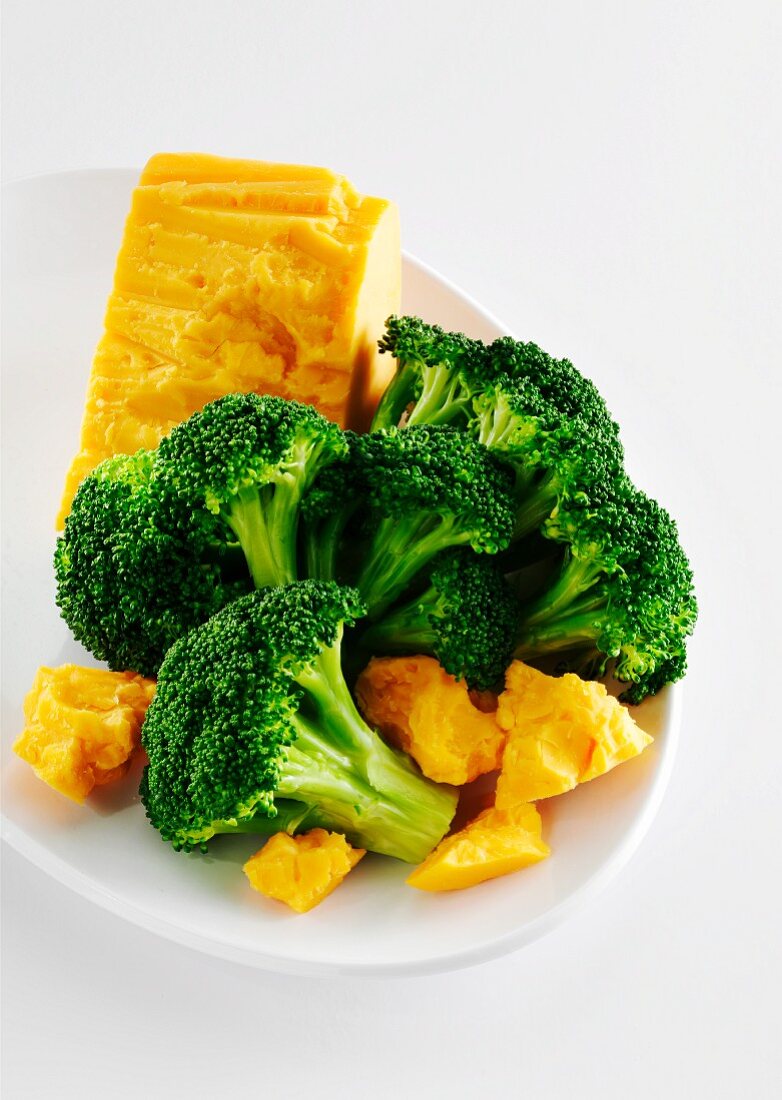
[371,315,696,700]
[55,394,347,677]
[140,583,457,861]
[157,393,347,589]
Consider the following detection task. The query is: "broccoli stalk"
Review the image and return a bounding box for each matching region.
[140,582,458,862]
[156,393,348,590]
[299,434,362,583]
[359,550,519,690]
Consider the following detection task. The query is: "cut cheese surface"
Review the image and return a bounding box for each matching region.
[58,152,401,524]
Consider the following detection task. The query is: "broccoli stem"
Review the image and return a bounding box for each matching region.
[404,363,473,428]
[514,612,604,658]
[277,638,457,863]
[355,515,468,619]
[371,360,420,430]
[303,509,350,582]
[226,484,298,589]
[359,592,438,656]
[511,472,562,541]
[519,556,607,627]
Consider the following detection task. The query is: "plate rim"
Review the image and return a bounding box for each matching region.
[1,168,682,977]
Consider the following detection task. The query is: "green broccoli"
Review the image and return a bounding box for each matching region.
[348,426,516,618]
[471,372,624,541]
[140,582,458,862]
[373,317,620,446]
[156,393,348,589]
[54,451,249,678]
[513,483,697,701]
[358,550,519,690]
[373,318,624,544]
[372,315,484,431]
[299,432,362,583]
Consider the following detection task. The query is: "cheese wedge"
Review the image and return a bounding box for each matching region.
[58,152,401,524]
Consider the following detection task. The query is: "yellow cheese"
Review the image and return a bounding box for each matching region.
[355,655,504,785]
[243,829,365,913]
[495,661,653,806]
[13,664,156,803]
[406,804,549,892]
[58,152,401,524]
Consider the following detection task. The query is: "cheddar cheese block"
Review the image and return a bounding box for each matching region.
[58,152,401,524]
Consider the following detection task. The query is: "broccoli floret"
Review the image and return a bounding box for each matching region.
[373,318,620,447]
[372,316,486,430]
[359,550,519,690]
[156,393,347,589]
[349,426,516,618]
[471,372,625,541]
[373,320,624,542]
[54,451,249,678]
[514,483,697,701]
[484,336,618,442]
[140,582,458,862]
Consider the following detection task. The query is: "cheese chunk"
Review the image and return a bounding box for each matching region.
[355,655,504,785]
[406,804,549,892]
[495,661,653,805]
[243,829,365,913]
[13,664,156,803]
[58,152,401,523]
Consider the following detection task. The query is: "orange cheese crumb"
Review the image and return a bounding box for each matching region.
[406,804,549,892]
[243,829,365,913]
[355,656,504,785]
[495,661,653,806]
[13,664,155,803]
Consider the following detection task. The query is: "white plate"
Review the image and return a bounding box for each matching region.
[1,170,681,977]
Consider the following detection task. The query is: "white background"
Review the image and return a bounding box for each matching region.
[2,2,780,1097]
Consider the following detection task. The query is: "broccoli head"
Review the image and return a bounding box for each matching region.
[514,482,697,701]
[350,426,516,618]
[359,549,519,690]
[372,315,486,430]
[54,451,248,678]
[156,393,348,589]
[471,372,625,541]
[373,318,621,450]
[140,582,458,862]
